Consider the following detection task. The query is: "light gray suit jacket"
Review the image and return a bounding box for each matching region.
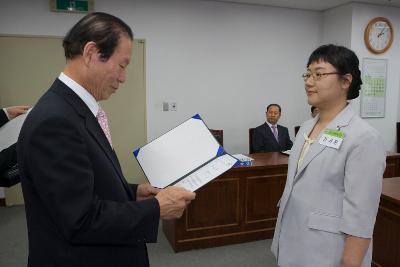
[271,105,386,267]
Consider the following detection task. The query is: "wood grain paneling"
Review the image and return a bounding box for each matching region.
[186,178,240,230]
[163,152,288,251]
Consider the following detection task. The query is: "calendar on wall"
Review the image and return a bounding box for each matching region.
[360,58,387,118]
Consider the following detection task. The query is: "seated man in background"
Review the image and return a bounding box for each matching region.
[252,104,293,153]
[295,106,319,136]
[311,105,319,118]
[0,105,29,173]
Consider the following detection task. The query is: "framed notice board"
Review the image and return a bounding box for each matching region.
[360,58,387,118]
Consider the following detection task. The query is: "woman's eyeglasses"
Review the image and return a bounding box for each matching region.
[301,72,340,81]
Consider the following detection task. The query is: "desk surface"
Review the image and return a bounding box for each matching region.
[245,151,397,167]
[232,152,288,171]
[381,177,400,205]
[387,151,400,158]
[243,151,399,174]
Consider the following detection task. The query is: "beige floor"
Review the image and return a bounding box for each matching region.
[0,205,278,267]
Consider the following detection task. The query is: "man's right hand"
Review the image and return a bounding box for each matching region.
[155,186,196,220]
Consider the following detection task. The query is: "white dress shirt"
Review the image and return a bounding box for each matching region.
[58,72,99,117]
[266,121,278,135]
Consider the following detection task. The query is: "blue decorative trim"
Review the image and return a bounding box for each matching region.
[192,114,201,120]
[216,146,224,156]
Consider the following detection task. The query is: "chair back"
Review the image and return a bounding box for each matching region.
[294,126,300,136]
[249,128,255,154]
[397,122,400,152]
[210,129,223,147]
[0,165,20,187]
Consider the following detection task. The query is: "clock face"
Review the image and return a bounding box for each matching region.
[365,17,393,54]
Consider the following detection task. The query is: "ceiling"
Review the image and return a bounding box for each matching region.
[206,0,400,11]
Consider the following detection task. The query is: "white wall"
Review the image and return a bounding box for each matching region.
[0,0,321,154]
[322,4,352,46]
[2,0,398,152]
[137,1,322,154]
[350,3,400,151]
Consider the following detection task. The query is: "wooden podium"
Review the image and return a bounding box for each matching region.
[163,152,400,252]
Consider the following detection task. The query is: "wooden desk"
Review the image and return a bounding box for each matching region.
[163,152,400,252]
[163,152,288,252]
[372,177,400,267]
[384,152,400,178]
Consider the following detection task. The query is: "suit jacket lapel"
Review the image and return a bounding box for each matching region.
[86,116,134,199]
[293,105,356,182]
[277,125,287,147]
[294,133,326,181]
[286,118,317,184]
[51,80,133,199]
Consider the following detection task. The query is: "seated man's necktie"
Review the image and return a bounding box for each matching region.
[271,125,279,142]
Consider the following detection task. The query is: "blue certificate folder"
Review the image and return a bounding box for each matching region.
[133,114,238,191]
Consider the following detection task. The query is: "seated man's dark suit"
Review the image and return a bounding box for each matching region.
[0,109,17,173]
[18,79,160,267]
[252,123,293,153]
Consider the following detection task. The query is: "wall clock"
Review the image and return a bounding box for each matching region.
[364,17,393,54]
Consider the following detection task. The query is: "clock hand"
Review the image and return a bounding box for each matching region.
[377,28,387,38]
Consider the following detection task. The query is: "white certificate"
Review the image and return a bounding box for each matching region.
[174,154,237,191]
[0,110,30,150]
[134,115,237,190]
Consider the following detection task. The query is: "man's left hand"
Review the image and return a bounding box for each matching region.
[136,183,160,201]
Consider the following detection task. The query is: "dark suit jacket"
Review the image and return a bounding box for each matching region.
[252,122,293,153]
[0,109,8,126]
[18,79,160,267]
[0,109,17,173]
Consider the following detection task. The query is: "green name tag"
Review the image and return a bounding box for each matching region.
[319,129,345,149]
[324,129,345,139]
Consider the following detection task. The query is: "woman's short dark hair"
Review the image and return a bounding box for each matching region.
[307,44,362,100]
[63,12,133,61]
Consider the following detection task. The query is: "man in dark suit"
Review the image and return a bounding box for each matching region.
[0,106,29,173]
[252,104,293,153]
[18,12,195,267]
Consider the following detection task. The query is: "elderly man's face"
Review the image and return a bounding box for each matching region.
[89,35,132,101]
[266,106,281,125]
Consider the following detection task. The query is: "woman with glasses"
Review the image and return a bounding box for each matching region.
[271,44,386,267]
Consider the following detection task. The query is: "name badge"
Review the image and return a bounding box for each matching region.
[318,129,345,149]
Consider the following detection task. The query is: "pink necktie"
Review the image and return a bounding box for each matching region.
[271,125,279,142]
[96,107,113,147]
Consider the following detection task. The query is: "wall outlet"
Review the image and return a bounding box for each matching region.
[170,102,177,111]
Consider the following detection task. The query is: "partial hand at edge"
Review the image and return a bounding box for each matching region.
[5,105,30,119]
